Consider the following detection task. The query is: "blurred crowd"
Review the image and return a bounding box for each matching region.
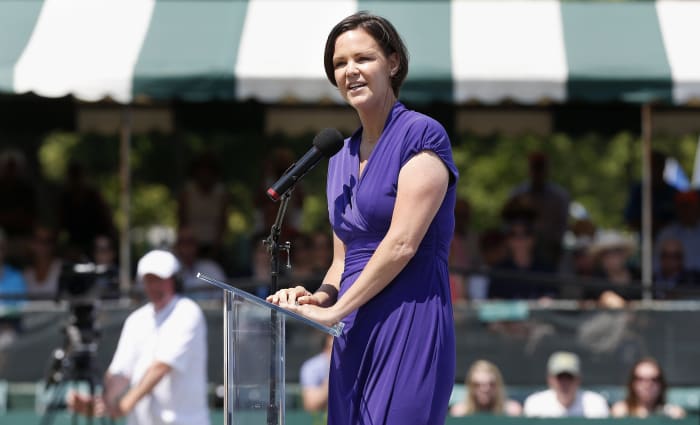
[1,146,699,307]
[1,145,699,420]
[448,150,700,308]
[0,147,335,307]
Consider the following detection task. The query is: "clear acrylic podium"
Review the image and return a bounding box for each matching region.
[197,273,343,425]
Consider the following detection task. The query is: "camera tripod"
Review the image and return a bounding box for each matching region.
[39,310,110,425]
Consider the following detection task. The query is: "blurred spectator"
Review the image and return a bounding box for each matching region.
[624,150,678,239]
[253,147,304,241]
[23,225,62,299]
[559,214,597,277]
[508,152,570,265]
[586,231,640,306]
[655,190,700,272]
[0,228,26,348]
[174,226,226,298]
[654,238,700,300]
[178,152,229,260]
[309,230,333,278]
[450,359,522,416]
[611,357,685,419]
[92,234,120,299]
[0,149,36,264]
[449,198,480,303]
[0,228,26,304]
[557,237,596,300]
[488,221,556,300]
[58,161,116,261]
[300,333,333,414]
[524,351,609,418]
[290,233,314,281]
[467,229,507,300]
[93,234,117,268]
[247,232,271,298]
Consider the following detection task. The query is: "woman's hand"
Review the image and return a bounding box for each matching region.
[283,303,342,328]
[267,286,340,326]
[267,286,316,306]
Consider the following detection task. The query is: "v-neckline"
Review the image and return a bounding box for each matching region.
[355,101,401,182]
[358,135,380,182]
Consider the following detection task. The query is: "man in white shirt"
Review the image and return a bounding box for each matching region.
[69,250,210,425]
[524,351,609,418]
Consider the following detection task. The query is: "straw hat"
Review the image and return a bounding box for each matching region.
[589,230,636,258]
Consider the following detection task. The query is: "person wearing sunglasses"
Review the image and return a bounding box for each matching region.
[612,357,685,419]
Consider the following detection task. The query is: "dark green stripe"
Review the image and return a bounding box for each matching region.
[562,1,672,103]
[0,1,44,94]
[132,0,248,102]
[358,0,452,104]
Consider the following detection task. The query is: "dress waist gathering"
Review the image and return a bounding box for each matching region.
[341,237,449,280]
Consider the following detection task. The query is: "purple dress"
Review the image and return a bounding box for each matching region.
[326,102,458,425]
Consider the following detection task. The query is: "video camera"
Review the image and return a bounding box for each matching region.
[57,262,119,304]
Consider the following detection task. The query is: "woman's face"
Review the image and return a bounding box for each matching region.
[633,362,662,406]
[507,224,534,254]
[470,370,497,408]
[332,28,398,112]
[600,247,628,273]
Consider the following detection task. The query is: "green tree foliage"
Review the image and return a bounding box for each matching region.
[36,129,699,244]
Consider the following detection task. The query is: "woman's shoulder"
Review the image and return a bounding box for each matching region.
[398,107,447,136]
[394,108,452,156]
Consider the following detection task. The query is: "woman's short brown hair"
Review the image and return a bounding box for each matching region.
[324,11,409,98]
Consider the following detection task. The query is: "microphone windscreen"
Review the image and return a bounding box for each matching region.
[312,128,344,157]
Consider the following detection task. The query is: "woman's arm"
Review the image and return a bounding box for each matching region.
[286,150,449,325]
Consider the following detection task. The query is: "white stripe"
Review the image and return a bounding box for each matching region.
[13,0,154,103]
[451,0,567,104]
[235,0,356,103]
[656,0,700,104]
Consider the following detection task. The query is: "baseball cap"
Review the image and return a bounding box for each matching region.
[547,351,580,376]
[137,250,180,280]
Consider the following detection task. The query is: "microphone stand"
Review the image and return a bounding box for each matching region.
[263,190,292,425]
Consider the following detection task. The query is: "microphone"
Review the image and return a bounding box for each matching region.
[266,128,344,201]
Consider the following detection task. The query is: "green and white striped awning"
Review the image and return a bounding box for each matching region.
[1,0,699,105]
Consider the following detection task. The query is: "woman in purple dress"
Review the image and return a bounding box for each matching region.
[268,12,458,425]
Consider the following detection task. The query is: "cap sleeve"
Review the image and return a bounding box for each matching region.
[399,116,459,186]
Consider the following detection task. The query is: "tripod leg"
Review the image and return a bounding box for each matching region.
[39,380,68,425]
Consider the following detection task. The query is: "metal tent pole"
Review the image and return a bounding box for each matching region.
[641,103,653,302]
[119,106,132,296]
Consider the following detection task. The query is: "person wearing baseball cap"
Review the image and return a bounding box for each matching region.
[69,250,210,425]
[523,351,609,418]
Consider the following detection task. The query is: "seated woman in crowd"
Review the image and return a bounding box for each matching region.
[450,359,522,416]
[612,357,685,419]
[23,225,62,299]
